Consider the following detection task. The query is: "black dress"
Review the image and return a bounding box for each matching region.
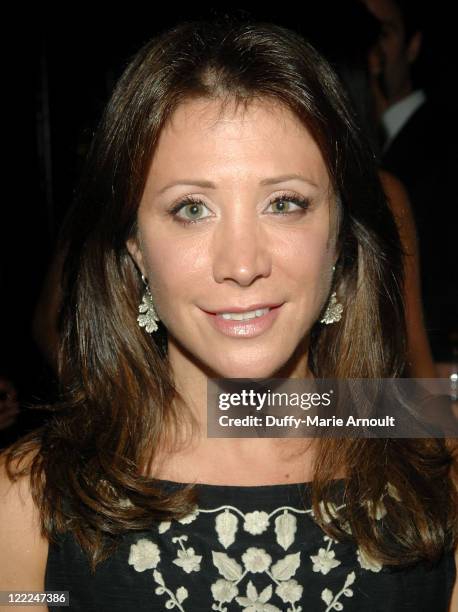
[45,479,455,611]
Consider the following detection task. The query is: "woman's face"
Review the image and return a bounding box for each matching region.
[128,97,338,379]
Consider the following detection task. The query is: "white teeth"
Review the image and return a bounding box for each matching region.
[220,308,270,321]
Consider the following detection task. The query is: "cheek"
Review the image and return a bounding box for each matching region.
[278,226,334,289]
[139,231,203,306]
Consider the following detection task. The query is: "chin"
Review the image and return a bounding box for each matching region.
[206,356,290,381]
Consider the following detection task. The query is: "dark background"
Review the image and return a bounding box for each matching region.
[1,5,455,447]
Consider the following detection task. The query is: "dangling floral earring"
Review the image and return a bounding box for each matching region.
[320,265,343,325]
[137,275,160,333]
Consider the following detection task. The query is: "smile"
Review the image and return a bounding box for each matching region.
[202,304,284,338]
[219,308,270,321]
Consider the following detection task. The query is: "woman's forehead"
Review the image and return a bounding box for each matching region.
[161,96,313,145]
[147,97,332,192]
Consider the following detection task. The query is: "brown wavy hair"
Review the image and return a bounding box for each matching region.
[3,17,457,571]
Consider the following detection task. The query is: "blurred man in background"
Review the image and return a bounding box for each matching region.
[365,0,457,365]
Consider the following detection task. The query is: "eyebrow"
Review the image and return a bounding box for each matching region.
[156,173,318,194]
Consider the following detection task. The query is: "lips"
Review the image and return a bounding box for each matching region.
[201,303,284,338]
[204,303,283,315]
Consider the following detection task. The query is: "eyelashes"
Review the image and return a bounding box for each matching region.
[167,192,312,227]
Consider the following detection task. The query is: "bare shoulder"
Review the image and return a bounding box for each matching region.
[0,445,49,606]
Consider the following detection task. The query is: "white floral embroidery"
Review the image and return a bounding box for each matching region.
[274,510,297,550]
[216,509,239,548]
[235,581,281,611]
[153,569,188,611]
[176,587,188,604]
[356,547,383,572]
[212,551,243,581]
[126,490,386,610]
[310,548,341,575]
[242,547,272,573]
[321,571,355,611]
[128,538,160,572]
[271,552,301,581]
[170,534,202,575]
[275,578,303,604]
[211,578,239,603]
[244,511,269,535]
[173,546,202,573]
[178,506,199,524]
[158,520,171,534]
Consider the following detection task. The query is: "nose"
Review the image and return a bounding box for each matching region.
[212,213,272,286]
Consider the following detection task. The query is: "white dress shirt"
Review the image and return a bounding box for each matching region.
[381,89,427,152]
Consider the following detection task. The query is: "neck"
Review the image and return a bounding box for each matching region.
[167,336,312,434]
[149,337,316,483]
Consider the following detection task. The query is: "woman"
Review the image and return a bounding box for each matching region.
[1,19,457,611]
[31,7,437,381]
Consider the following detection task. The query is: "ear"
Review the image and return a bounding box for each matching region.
[126,237,146,277]
[407,31,422,64]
